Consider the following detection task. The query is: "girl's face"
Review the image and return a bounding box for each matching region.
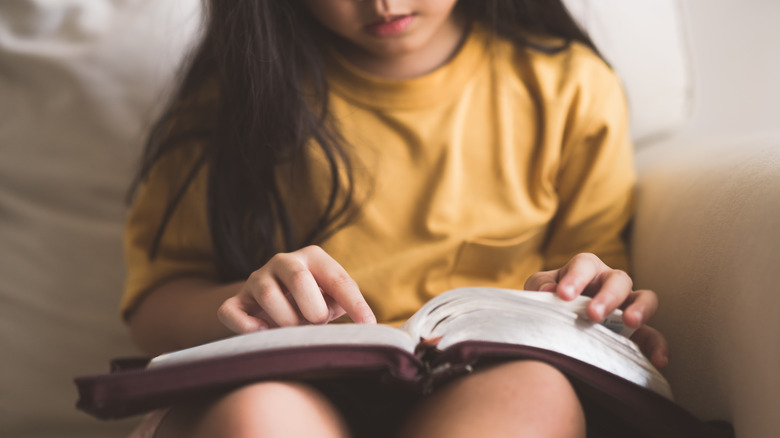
[304,0,463,75]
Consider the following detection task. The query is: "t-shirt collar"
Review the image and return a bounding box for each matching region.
[325,25,489,111]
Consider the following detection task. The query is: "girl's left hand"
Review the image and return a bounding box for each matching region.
[524,253,669,370]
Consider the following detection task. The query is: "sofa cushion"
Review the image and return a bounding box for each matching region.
[565,0,692,145]
[632,132,780,438]
[0,1,201,436]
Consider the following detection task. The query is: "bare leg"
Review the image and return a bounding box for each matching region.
[398,360,586,438]
[155,381,351,438]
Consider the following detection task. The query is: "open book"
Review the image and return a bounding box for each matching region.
[148,287,666,393]
[74,287,732,437]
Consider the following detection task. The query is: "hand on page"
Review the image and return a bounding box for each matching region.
[524,253,669,369]
[218,245,376,333]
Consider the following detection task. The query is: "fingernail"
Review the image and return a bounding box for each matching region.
[561,284,576,299]
[590,302,605,320]
[655,353,669,369]
[627,309,642,327]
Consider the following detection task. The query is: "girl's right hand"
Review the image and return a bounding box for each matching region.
[217,245,376,333]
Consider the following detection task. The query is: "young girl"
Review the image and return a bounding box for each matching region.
[124,1,669,437]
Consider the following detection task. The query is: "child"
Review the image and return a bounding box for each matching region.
[124,1,669,437]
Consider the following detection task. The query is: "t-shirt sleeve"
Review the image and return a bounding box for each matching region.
[542,68,635,272]
[120,149,217,319]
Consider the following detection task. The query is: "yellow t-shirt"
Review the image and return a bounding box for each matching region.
[122,27,635,325]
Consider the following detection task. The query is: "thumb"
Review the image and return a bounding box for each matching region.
[630,325,670,370]
[524,269,560,292]
[322,293,347,323]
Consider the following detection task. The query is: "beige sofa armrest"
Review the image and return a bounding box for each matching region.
[631,132,780,438]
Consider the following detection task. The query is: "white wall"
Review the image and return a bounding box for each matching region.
[677,0,780,138]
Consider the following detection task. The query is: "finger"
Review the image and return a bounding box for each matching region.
[245,272,301,327]
[271,253,330,324]
[524,270,559,293]
[217,295,269,334]
[621,289,659,329]
[556,253,603,300]
[322,292,347,322]
[630,325,670,370]
[301,246,376,324]
[586,269,633,322]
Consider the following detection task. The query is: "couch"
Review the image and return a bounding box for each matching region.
[1,1,777,437]
[0,1,200,437]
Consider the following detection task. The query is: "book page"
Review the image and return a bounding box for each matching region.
[401,288,672,399]
[148,324,417,368]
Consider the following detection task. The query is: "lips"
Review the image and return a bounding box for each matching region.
[365,14,415,37]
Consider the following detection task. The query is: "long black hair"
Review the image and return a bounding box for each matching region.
[131,0,600,283]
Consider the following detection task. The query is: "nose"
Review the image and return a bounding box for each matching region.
[371,0,390,14]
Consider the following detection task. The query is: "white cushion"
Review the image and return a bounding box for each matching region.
[565,0,692,145]
[632,132,780,438]
[0,1,201,436]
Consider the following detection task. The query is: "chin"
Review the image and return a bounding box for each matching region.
[361,35,427,59]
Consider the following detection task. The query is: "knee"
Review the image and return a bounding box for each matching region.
[479,360,586,437]
[492,360,576,394]
[402,360,585,438]
[219,381,320,414]
[164,381,350,438]
[222,382,349,437]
